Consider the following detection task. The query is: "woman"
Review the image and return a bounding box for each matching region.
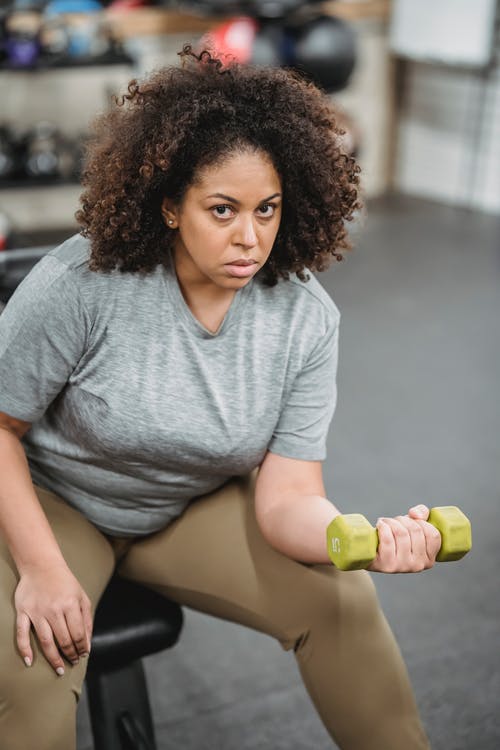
[0,46,439,749]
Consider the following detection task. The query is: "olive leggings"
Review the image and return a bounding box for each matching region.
[0,474,430,750]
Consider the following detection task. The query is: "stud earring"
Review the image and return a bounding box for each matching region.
[168,219,174,226]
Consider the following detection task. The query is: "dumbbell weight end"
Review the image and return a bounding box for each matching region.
[428,506,472,562]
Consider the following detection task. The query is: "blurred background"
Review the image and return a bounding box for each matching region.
[0,0,499,748]
[1,0,500,246]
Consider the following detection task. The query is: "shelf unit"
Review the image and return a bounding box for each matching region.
[1,2,394,236]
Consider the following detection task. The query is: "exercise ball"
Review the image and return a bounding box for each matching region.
[291,15,356,92]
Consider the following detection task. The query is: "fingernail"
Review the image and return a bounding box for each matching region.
[81,652,89,659]
[71,659,80,666]
[56,667,65,676]
[24,656,32,667]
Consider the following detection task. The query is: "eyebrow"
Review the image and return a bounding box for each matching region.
[205,192,282,205]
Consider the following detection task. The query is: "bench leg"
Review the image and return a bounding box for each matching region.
[85,660,157,750]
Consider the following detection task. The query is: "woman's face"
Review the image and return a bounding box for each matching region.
[162,150,282,294]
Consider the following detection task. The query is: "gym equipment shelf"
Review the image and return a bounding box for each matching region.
[0,177,80,190]
[0,0,394,233]
[0,51,133,73]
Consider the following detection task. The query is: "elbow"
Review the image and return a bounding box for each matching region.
[254,494,286,550]
[0,415,32,441]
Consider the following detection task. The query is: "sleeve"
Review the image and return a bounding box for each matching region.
[0,256,91,423]
[268,314,339,461]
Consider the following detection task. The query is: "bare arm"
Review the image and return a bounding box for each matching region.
[255,452,340,564]
[255,451,441,570]
[0,412,92,673]
[0,413,67,571]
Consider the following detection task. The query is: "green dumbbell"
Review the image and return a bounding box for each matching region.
[326,505,472,571]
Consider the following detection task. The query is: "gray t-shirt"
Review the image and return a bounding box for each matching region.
[0,234,340,536]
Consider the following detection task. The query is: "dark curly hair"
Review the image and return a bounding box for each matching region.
[76,44,361,286]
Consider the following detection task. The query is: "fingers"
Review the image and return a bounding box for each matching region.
[420,520,442,560]
[14,566,94,675]
[16,611,33,668]
[408,504,430,521]
[375,517,414,572]
[375,514,440,573]
[405,506,442,561]
[16,594,93,675]
[375,518,396,561]
[52,611,83,665]
[65,598,92,658]
[81,595,93,654]
[394,515,428,569]
[32,617,67,675]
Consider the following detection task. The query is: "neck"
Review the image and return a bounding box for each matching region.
[172,248,236,310]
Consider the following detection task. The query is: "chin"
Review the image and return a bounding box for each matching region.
[222,279,250,291]
[219,272,255,287]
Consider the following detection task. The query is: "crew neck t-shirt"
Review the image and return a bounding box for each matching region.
[0,234,340,536]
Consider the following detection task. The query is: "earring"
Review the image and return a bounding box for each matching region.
[168,219,174,226]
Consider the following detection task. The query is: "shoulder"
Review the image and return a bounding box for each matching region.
[46,232,92,272]
[287,272,340,326]
[253,270,340,335]
[0,235,96,334]
[44,233,129,302]
[19,233,93,295]
[8,234,121,323]
[2,235,91,307]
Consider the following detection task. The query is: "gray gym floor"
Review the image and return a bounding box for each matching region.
[76,194,500,749]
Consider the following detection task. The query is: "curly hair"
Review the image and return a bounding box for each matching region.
[76,44,361,286]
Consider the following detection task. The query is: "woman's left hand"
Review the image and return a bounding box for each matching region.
[367,505,442,573]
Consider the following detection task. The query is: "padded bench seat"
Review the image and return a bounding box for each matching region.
[86,576,183,750]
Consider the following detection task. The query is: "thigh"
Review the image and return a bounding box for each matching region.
[118,475,429,750]
[0,485,118,614]
[118,472,348,648]
[0,485,116,739]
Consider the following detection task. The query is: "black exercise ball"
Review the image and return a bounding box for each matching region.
[250,22,286,66]
[291,15,356,93]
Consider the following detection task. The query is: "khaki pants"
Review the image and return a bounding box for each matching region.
[0,474,430,750]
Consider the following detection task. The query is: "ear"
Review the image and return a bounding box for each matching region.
[161,197,178,229]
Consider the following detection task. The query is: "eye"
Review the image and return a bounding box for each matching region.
[257,203,277,218]
[211,204,234,220]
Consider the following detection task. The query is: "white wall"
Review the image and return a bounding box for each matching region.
[394,9,500,214]
[334,17,394,200]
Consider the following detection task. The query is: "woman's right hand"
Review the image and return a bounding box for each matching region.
[14,561,93,675]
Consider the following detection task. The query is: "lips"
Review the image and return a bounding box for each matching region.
[224,260,258,278]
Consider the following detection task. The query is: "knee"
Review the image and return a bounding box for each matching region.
[0,647,80,750]
[301,566,382,629]
[272,567,381,656]
[335,569,382,625]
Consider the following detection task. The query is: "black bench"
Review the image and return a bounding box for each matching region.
[86,576,183,750]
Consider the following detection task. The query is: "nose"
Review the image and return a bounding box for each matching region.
[233,215,258,249]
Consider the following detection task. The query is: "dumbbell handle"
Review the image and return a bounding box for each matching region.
[326,505,472,571]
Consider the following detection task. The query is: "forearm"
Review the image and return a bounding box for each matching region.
[256,491,341,564]
[0,428,66,573]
